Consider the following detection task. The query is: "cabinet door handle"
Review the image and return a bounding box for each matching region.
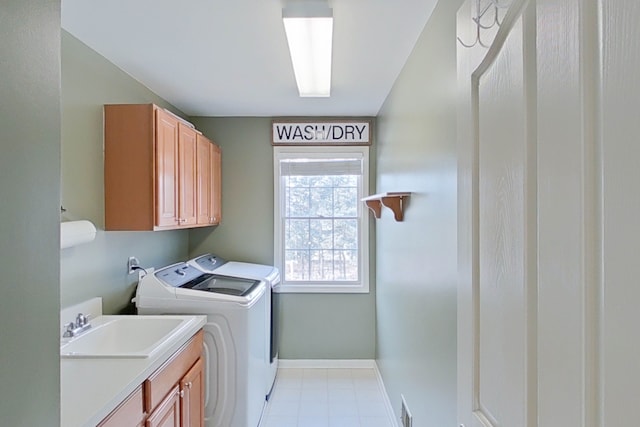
[186,381,192,388]
[179,389,185,398]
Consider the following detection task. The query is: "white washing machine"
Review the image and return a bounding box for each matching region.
[135,262,267,427]
[187,254,280,399]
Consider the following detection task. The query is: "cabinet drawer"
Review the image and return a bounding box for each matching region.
[144,330,203,411]
[97,385,145,427]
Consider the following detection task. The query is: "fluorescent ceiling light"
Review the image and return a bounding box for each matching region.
[283,1,333,97]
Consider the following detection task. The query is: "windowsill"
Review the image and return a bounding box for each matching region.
[275,284,370,294]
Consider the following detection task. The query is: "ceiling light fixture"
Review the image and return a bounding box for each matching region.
[282,1,333,97]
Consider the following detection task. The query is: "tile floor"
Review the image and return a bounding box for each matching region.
[260,367,396,427]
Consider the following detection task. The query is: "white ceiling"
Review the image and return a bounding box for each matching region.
[61,0,439,117]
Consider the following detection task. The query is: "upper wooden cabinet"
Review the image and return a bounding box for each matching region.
[104,104,221,231]
[195,134,222,226]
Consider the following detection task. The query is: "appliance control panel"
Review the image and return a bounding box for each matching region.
[194,254,226,272]
[155,263,202,287]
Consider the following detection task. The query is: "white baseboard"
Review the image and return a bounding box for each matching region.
[277,359,399,427]
[373,361,400,427]
[278,359,377,369]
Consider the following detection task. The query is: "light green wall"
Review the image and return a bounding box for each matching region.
[375,0,461,424]
[0,1,61,425]
[188,118,275,264]
[61,31,189,314]
[189,117,376,359]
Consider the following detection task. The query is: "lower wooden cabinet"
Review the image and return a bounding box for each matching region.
[98,330,204,427]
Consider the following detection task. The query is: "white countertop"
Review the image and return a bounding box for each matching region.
[60,314,206,427]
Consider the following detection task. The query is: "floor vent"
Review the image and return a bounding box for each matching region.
[400,394,413,427]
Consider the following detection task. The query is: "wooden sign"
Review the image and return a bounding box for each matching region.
[272,120,372,145]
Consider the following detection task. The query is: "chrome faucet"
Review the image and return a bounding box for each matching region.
[63,313,92,338]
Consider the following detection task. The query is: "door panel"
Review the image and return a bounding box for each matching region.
[210,144,222,225]
[601,0,640,424]
[178,124,198,226]
[196,135,212,225]
[474,11,533,427]
[459,1,538,427]
[155,109,179,227]
[535,0,594,425]
[146,385,180,427]
[181,358,204,427]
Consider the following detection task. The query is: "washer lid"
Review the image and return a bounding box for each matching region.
[214,261,280,284]
[180,274,262,297]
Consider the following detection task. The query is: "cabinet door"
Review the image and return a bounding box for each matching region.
[146,385,181,427]
[195,135,212,225]
[210,143,222,225]
[178,124,197,226]
[180,358,204,427]
[155,109,179,228]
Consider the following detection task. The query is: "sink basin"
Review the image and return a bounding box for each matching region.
[60,316,191,358]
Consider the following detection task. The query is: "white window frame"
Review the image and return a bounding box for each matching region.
[273,145,370,293]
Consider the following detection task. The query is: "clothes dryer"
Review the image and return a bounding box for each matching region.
[187,254,280,399]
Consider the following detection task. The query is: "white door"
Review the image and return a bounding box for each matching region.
[458,0,640,426]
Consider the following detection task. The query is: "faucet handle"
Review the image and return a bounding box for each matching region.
[63,322,75,337]
[75,313,91,327]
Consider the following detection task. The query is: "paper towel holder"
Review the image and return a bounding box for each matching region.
[60,220,97,249]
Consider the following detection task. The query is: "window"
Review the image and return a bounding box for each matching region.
[274,146,369,293]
